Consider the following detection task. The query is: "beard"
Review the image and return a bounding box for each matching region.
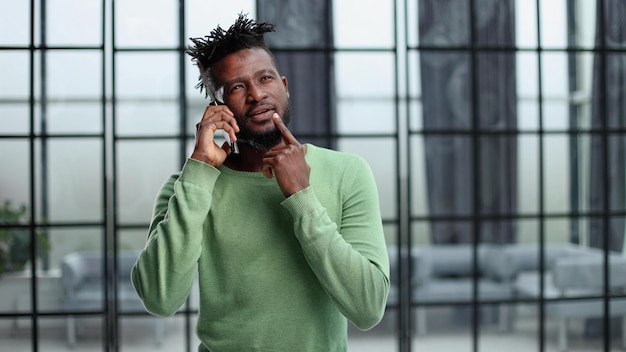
[236,104,291,151]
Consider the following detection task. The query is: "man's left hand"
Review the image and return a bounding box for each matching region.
[262,113,310,197]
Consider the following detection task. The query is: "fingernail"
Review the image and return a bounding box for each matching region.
[273,113,280,120]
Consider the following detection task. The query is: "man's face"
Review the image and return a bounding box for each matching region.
[211,47,290,150]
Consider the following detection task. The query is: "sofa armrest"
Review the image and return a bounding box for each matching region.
[61,253,88,293]
[552,253,626,292]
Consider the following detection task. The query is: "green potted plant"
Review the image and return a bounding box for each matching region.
[0,200,50,276]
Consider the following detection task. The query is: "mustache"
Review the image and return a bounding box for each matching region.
[245,102,276,118]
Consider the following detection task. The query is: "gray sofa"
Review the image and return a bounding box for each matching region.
[60,251,165,347]
[387,243,626,351]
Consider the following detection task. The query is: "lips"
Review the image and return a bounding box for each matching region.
[248,105,275,123]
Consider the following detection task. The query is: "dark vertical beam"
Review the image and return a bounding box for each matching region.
[535,1,546,351]
[468,0,480,350]
[29,0,38,350]
[108,0,117,350]
[597,1,610,350]
[104,0,115,350]
[177,1,192,352]
[566,0,580,245]
[399,1,411,351]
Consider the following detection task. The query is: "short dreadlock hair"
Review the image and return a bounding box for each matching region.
[186,13,277,101]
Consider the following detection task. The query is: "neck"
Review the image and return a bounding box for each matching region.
[223,141,284,172]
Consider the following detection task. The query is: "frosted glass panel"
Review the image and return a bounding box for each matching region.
[48,139,103,222]
[335,53,395,98]
[115,0,178,47]
[47,51,102,99]
[48,103,102,134]
[337,99,395,134]
[336,138,396,219]
[117,140,180,224]
[0,51,30,99]
[334,0,394,48]
[116,102,178,136]
[0,140,30,207]
[0,1,30,46]
[115,52,178,98]
[48,0,102,46]
[186,1,256,39]
[0,105,30,135]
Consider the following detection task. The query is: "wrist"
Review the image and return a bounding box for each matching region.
[191,151,222,168]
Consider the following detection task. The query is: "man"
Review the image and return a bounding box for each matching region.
[131,13,389,351]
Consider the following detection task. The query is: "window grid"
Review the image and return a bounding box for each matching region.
[0,1,625,352]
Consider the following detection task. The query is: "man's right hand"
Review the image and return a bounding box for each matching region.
[191,104,239,167]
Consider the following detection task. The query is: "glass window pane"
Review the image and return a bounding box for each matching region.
[117,101,178,136]
[47,139,103,222]
[48,51,102,99]
[185,0,255,40]
[186,99,209,133]
[542,102,569,130]
[48,227,104,268]
[410,135,428,217]
[337,138,396,220]
[337,99,395,135]
[115,52,178,99]
[417,135,473,217]
[47,0,102,46]
[539,0,568,48]
[517,52,539,99]
[411,221,431,245]
[541,52,569,97]
[418,52,471,131]
[516,0,538,48]
[417,0,471,47]
[518,100,539,131]
[518,135,539,214]
[408,100,423,132]
[543,134,570,214]
[115,0,178,48]
[0,104,30,135]
[576,1,597,49]
[333,0,394,48]
[0,1,30,46]
[0,140,30,206]
[48,102,102,135]
[335,53,395,99]
[119,229,150,252]
[117,140,180,224]
[0,51,30,99]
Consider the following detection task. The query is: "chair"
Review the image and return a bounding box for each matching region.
[60,250,165,347]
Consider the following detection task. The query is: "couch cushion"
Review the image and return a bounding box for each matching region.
[416,244,493,278]
[482,244,598,282]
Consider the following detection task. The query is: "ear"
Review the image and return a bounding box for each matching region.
[281,76,289,97]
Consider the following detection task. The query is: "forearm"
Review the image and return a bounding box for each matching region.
[131,159,219,316]
[283,187,389,330]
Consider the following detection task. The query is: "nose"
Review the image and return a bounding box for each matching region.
[246,82,267,103]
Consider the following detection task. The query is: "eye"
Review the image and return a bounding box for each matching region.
[229,84,244,93]
[261,75,273,82]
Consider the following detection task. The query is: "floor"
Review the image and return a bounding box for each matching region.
[1,310,623,352]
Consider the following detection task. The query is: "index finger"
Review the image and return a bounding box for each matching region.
[273,113,299,145]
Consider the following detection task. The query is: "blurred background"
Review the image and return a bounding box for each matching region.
[1,0,625,351]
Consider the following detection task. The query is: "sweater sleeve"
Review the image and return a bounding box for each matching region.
[281,156,390,330]
[131,158,219,316]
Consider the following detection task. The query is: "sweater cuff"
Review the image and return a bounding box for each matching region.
[281,186,321,219]
[178,158,221,191]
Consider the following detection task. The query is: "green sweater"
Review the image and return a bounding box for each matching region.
[131,145,389,352]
